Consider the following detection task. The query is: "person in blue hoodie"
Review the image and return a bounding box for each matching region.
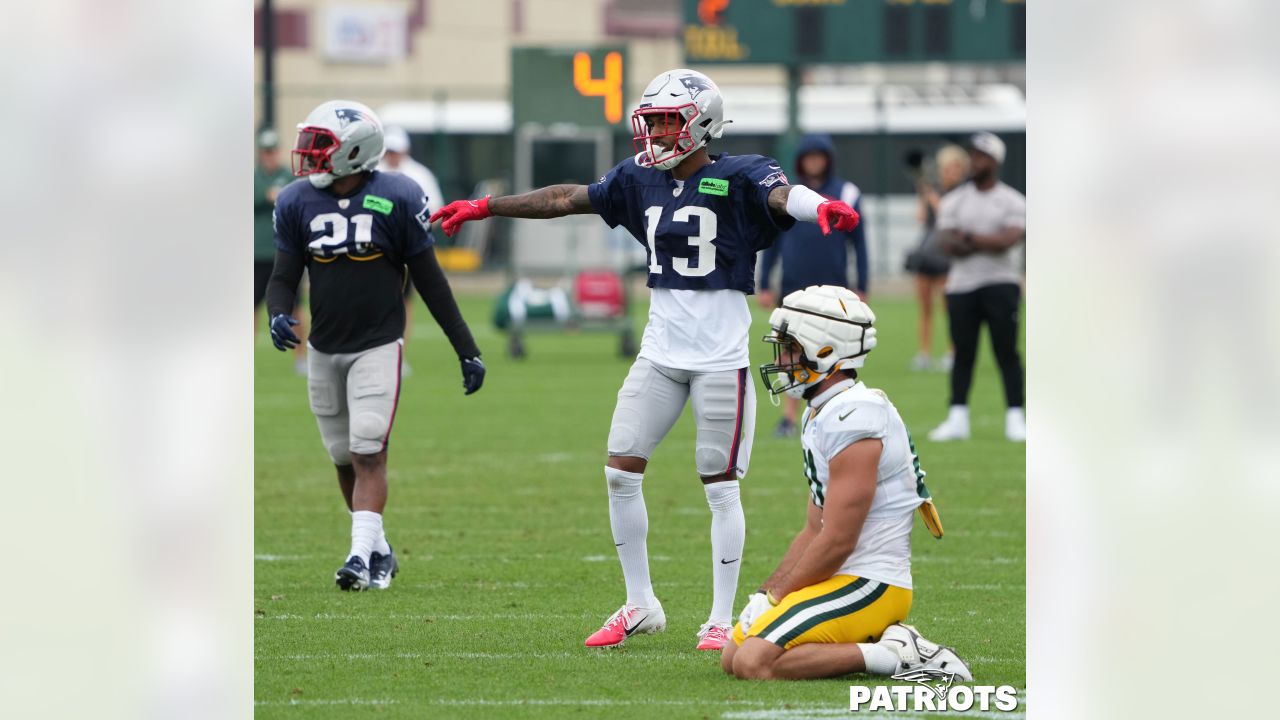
[757,134,868,437]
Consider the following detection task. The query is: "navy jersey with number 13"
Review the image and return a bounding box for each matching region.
[589,153,796,293]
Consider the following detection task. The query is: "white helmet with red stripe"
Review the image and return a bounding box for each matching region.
[632,69,730,171]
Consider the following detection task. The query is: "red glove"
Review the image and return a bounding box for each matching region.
[816,200,860,235]
[429,196,492,237]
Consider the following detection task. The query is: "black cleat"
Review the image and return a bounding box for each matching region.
[335,556,370,591]
[369,545,399,590]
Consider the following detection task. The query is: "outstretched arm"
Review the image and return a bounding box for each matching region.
[490,184,593,219]
[768,185,860,235]
[767,185,793,219]
[430,185,593,236]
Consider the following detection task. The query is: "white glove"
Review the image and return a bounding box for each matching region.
[738,592,774,634]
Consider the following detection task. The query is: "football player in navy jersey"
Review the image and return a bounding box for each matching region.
[266,100,486,591]
[433,70,859,650]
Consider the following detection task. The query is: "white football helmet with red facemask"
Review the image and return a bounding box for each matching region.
[292,100,385,189]
[632,69,730,171]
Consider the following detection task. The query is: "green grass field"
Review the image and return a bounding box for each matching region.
[254,292,1025,718]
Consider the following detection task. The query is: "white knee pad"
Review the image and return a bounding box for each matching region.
[607,408,645,458]
[349,411,389,455]
[695,444,731,477]
[325,440,352,466]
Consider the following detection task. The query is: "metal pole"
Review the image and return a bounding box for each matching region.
[780,62,801,168]
[261,0,276,128]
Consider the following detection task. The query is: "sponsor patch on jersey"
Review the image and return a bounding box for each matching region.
[363,195,394,215]
[698,178,729,196]
[758,170,789,188]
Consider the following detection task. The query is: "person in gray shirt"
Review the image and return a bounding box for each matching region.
[927,133,1026,443]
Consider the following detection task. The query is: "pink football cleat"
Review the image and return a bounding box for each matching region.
[584,603,667,648]
[695,622,732,651]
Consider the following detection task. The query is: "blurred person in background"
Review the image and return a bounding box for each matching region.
[905,144,969,373]
[757,133,867,438]
[927,133,1026,443]
[379,126,446,377]
[254,128,306,374]
[268,101,486,591]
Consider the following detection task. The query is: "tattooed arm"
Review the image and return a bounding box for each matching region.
[489,184,594,219]
[767,185,793,219]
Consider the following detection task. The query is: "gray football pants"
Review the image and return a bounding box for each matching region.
[607,357,755,478]
[306,339,403,465]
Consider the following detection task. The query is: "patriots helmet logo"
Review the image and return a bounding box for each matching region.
[891,668,957,701]
[679,75,713,100]
[333,107,371,128]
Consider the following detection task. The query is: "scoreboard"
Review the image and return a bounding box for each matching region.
[511,47,628,128]
[683,0,1025,65]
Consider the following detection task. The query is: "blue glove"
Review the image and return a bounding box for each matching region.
[461,357,486,395]
[269,314,300,351]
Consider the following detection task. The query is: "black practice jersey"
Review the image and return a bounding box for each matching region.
[273,171,433,353]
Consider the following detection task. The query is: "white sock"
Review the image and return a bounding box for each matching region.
[374,527,392,556]
[858,642,901,675]
[948,405,970,423]
[605,466,658,607]
[355,507,389,550]
[349,510,382,565]
[705,480,745,624]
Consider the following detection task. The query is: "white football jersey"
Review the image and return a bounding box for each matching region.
[800,379,930,589]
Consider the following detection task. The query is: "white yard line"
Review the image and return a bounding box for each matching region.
[431,699,814,707]
[254,698,399,706]
[259,611,598,621]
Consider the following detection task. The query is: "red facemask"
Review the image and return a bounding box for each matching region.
[292,127,340,177]
[631,105,700,168]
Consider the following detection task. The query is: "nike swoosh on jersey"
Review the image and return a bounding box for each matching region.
[838,408,858,421]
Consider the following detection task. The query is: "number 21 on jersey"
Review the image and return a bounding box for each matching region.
[309,212,374,257]
[643,205,718,277]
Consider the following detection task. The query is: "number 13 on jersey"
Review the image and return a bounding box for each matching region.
[643,205,718,277]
